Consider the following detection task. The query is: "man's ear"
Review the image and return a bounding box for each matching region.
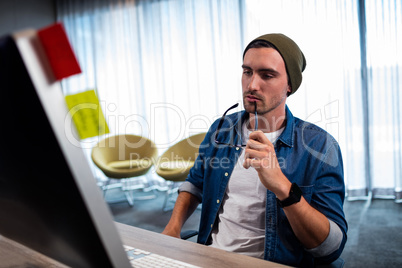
[287,84,292,96]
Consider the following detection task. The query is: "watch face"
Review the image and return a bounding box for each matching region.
[291,183,302,196]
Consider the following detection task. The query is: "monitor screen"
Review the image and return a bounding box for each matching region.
[0,31,130,267]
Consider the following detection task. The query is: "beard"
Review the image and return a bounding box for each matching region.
[243,91,287,116]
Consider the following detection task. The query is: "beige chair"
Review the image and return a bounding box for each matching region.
[156,132,206,211]
[91,134,158,206]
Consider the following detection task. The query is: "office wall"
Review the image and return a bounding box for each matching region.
[0,0,56,37]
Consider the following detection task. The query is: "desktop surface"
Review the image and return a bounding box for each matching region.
[0,223,291,268]
[117,223,291,268]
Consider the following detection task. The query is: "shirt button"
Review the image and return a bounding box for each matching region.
[224,172,229,176]
[211,224,213,228]
[217,199,220,203]
[236,147,240,151]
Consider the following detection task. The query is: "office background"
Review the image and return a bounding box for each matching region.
[1,0,401,267]
[1,0,400,201]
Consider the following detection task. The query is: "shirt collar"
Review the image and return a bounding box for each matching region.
[277,105,294,148]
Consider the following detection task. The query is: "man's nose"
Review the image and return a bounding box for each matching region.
[248,74,260,91]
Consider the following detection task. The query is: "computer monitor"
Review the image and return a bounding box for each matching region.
[0,30,131,267]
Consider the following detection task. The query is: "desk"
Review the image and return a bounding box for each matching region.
[0,234,69,268]
[0,223,290,268]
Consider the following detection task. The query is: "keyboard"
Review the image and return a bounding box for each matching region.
[124,245,200,268]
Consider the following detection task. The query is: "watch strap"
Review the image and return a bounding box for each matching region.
[276,183,302,208]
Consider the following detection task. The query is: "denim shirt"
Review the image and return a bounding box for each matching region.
[184,106,347,267]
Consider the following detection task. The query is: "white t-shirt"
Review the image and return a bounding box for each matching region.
[210,124,284,258]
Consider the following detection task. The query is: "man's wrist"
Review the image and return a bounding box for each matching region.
[275,180,293,200]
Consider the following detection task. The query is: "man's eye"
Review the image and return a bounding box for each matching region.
[263,74,273,79]
[243,70,252,75]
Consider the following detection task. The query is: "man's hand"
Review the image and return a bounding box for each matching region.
[243,130,291,199]
[161,226,181,239]
[161,191,200,239]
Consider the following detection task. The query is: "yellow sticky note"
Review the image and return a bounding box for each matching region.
[65,90,109,139]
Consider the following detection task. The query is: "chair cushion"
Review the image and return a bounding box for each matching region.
[159,160,195,171]
[108,159,151,169]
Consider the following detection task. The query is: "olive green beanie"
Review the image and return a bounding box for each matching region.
[243,33,307,95]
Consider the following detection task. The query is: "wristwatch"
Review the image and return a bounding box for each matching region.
[276,183,302,208]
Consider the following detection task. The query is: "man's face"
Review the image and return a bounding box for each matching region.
[242,47,291,117]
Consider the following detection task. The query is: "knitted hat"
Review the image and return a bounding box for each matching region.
[243,33,306,95]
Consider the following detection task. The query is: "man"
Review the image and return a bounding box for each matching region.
[162,33,347,267]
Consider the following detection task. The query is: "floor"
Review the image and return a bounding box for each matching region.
[107,188,402,267]
[340,198,402,267]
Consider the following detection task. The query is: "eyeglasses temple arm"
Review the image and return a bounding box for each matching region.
[215,103,239,142]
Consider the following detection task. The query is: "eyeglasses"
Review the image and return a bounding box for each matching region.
[214,102,258,148]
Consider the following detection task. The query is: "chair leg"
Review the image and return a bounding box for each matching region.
[101,178,134,206]
[120,176,157,203]
[162,181,174,211]
[141,173,159,197]
[100,179,111,198]
[124,191,134,206]
[101,176,158,207]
